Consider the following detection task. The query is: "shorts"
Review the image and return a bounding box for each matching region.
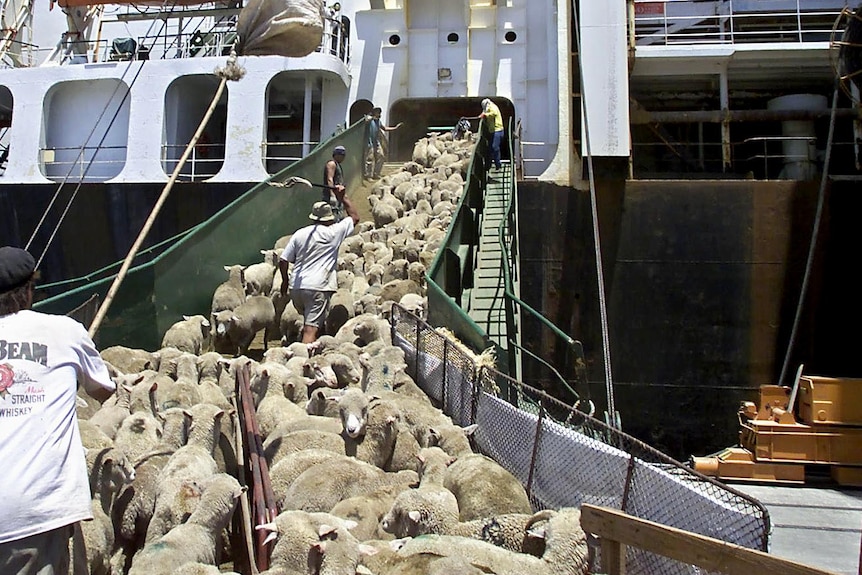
[290,289,332,328]
[0,524,73,575]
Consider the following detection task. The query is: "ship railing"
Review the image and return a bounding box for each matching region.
[161,143,225,181]
[262,139,320,175]
[40,7,348,66]
[39,145,127,183]
[634,0,843,46]
[630,134,857,179]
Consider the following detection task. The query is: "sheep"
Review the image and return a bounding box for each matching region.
[252,364,308,438]
[99,345,155,375]
[279,300,304,345]
[324,288,355,336]
[329,484,409,541]
[114,408,190,555]
[359,347,407,393]
[128,474,244,575]
[256,510,375,575]
[88,380,134,439]
[380,507,589,575]
[380,483,536,554]
[314,351,361,388]
[263,429,346,467]
[268,449,344,511]
[334,387,370,438]
[79,419,115,451]
[379,279,422,307]
[161,315,211,354]
[305,387,343,417]
[147,404,226,542]
[213,295,276,356]
[341,396,403,469]
[161,353,204,409]
[282,456,419,513]
[73,447,136,575]
[370,195,399,227]
[443,453,533,521]
[244,249,280,296]
[398,293,426,320]
[210,264,245,317]
[113,410,163,464]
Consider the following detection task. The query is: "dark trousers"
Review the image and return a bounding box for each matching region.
[488,130,503,170]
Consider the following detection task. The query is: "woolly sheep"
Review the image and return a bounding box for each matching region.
[329,484,408,541]
[113,410,163,464]
[128,474,243,575]
[324,288,355,336]
[282,456,418,513]
[381,485,534,553]
[263,428,346,467]
[443,453,533,521]
[244,249,280,296]
[114,408,191,553]
[382,508,589,575]
[210,264,245,317]
[100,345,155,374]
[268,449,345,512]
[256,510,374,575]
[89,380,134,439]
[74,446,136,575]
[148,404,226,541]
[213,295,276,356]
[161,315,211,354]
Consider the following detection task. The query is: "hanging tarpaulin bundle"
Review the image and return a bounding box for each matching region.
[237,0,325,57]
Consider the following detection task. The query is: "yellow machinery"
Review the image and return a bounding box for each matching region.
[692,368,862,486]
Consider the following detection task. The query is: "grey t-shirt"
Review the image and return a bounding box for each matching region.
[281,217,355,292]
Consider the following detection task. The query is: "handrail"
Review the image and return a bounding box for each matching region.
[495,117,592,409]
[634,1,843,47]
[581,504,838,575]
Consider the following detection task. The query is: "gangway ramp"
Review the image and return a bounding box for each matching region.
[465,160,522,378]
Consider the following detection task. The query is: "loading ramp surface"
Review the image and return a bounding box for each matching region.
[466,160,519,371]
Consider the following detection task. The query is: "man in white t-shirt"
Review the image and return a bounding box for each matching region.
[0,246,115,575]
[279,187,359,343]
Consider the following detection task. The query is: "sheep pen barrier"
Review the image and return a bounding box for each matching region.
[387,303,771,575]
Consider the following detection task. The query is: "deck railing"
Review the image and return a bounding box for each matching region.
[634,0,844,46]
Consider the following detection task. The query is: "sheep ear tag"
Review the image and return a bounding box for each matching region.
[408,510,422,523]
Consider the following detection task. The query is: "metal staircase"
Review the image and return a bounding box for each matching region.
[465,160,521,378]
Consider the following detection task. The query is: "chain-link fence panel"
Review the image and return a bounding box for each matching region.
[391,304,771,575]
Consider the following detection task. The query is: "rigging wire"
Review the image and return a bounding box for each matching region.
[777,81,840,387]
[25,0,176,267]
[571,0,618,427]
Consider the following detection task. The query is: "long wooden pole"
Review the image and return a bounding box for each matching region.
[88,75,228,338]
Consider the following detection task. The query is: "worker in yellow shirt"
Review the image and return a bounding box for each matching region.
[480,98,504,172]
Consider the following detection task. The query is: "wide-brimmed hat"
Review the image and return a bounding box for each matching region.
[309,201,335,222]
[0,246,35,291]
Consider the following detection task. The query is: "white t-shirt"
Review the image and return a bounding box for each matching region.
[0,309,114,544]
[281,217,355,292]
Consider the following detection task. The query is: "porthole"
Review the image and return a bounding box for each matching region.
[389,34,401,46]
[447,32,459,43]
[505,31,517,42]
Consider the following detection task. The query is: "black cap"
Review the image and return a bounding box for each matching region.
[0,247,35,292]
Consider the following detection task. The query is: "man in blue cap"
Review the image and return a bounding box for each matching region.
[0,246,115,575]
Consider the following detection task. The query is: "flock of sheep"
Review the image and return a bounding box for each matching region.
[73,130,589,575]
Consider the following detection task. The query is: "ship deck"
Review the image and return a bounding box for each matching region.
[734,483,862,574]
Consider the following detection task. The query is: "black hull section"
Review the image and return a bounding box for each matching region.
[519,178,861,460]
[0,181,249,297]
